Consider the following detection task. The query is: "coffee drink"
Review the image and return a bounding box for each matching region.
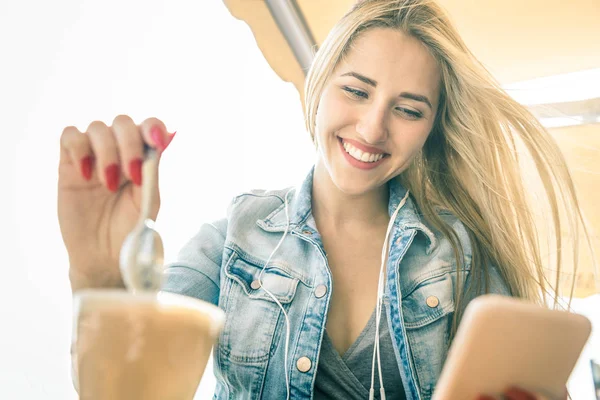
[72,290,224,400]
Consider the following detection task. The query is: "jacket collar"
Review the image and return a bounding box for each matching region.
[257,167,437,252]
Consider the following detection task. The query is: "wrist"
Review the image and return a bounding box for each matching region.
[69,265,125,293]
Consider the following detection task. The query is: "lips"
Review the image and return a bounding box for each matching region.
[337,137,388,170]
[340,137,388,156]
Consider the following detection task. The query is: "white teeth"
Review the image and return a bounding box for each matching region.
[342,140,385,163]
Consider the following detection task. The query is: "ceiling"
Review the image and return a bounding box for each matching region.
[225,0,600,92]
[301,0,600,84]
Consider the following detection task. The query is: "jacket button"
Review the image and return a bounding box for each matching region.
[250,280,261,290]
[314,284,328,298]
[296,356,312,372]
[426,296,439,308]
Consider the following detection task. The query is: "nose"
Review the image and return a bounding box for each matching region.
[355,101,389,144]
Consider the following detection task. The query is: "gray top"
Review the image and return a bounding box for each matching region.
[314,305,407,400]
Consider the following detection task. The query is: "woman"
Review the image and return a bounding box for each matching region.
[58,0,585,398]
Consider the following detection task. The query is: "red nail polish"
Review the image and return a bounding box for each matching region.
[129,158,142,186]
[165,130,177,148]
[80,156,93,181]
[104,164,120,192]
[150,125,166,152]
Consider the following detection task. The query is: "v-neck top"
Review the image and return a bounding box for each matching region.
[313,305,407,400]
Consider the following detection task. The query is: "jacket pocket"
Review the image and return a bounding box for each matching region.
[402,271,462,399]
[402,271,455,329]
[218,252,299,365]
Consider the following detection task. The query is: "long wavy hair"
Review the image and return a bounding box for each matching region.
[304,0,595,333]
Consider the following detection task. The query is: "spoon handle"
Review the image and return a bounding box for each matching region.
[139,146,159,222]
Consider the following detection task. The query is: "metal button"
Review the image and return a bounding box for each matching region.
[296,356,312,373]
[250,280,261,290]
[302,230,312,235]
[426,296,439,308]
[314,284,328,298]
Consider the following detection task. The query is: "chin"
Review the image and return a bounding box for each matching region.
[329,165,382,196]
[334,181,372,196]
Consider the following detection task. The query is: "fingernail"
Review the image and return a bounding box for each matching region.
[165,130,177,148]
[104,164,120,192]
[150,125,167,152]
[129,158,142,186]
[80,156,93,181]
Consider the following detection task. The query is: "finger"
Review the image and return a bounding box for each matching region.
[86,120,121,192]
[60,126,94,181]
[504,387,537,400]
[111,114,143,186]
[138,117,175,153]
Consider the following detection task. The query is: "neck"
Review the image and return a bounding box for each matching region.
[311,159,390,233]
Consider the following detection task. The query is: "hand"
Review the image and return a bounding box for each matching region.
[477,386,568,400]
[58,115,175,291]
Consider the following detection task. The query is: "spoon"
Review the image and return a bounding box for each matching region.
[119,147,165,292]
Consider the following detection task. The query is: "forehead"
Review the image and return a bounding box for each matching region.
[336,28,440,97]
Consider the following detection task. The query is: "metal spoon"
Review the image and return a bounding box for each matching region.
[119,147,165,292]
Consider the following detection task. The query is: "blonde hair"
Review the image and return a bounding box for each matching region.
[304,0,595,328]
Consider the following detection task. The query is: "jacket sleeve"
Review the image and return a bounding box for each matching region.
[161,217,228,306]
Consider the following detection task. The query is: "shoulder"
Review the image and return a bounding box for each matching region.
[230,187,290,207]
[431,208,474,257]
[226,187,293,222]
[416,208,511,296]
[407,207,474,268]
[435,210,511,296]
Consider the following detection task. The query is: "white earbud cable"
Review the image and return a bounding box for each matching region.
[369,190,410,400]
[258,188,294,400]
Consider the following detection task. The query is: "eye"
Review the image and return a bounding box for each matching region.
[342,86,368,99]
[395,107,423,120]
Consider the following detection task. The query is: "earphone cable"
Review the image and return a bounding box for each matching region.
[370,189,410,400]
[258,188,294,400]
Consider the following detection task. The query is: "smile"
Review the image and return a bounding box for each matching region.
[343,142,384,162]
[340,138,387,163]
[338,137,388,170]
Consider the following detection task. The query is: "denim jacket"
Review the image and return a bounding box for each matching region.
[162,168,511,400]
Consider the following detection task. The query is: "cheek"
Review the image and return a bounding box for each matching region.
[315,90,351,134]
[393,124,432,153]
[315,99,329,135]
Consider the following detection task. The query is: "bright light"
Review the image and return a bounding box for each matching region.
[538,116,585,128]
[504,68,600,105]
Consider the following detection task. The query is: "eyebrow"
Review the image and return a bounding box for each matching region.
[341,71,433,110]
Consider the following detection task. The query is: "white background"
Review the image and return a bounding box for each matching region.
[0,0,597,399]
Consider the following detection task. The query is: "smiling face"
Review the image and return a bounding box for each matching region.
[314,27,441,196]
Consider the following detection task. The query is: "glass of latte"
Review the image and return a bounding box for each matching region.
[72,289,225,400]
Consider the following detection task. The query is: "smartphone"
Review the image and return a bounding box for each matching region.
[432,294,592,400]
